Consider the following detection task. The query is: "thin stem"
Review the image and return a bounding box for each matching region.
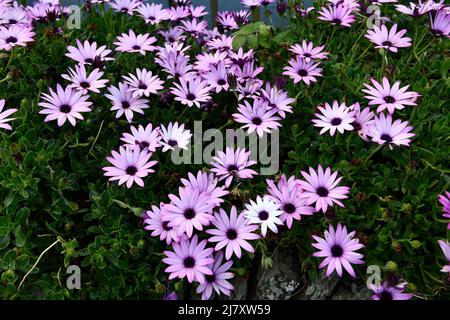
[365,144,384,162]
[89,119,104,154]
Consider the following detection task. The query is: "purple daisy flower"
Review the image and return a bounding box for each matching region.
[66,39,113,65]
[105,82,149,122]
[123,68,164,98]
[438,191,450,229]
[241,0,263,9]
[120,123,161,152]
[196,251,234,300]
[202,62,229,93]
[266,176,315,229]
[349,102,375,141]
[395,1,443,17]
[162,188,215,238]
[189,5,208,18]
[162,234,214,283]
[289,40,329,63]
[205,34,234,52]
[216,11,239,31]
[370,282,413,300]
[312,223,364,278]
[299,164,350,213]
[295,5,315,17]
[38,84,92,126]
[167,6,190,22]
[0,24,34,51]
[144,203,179,245]
[194,51,230,74]
[159,122,192,152]
[368,113,415,148]
[229,48,254,70]
[429,9,450,38]
[206,206,259,260]
[283,57,323,85]
[244,196,283,237]
[312,101,355,136]
[362,77,419,114]
[210,147,257,188]
[137,3,169,24]
[180,171,229,208]
[236,80,262,101]
[159,27,186,44]
[109,0,142,15]
[114,29,157,55]
[365,24,412,53]
[260,82,295,118]
[0,99,17,130]
[317,4,356,27]
[233,99,282,137]
[170,77,211,108]
[62,64,108,94]
[438,240,450,273]
[234,60,264,83]
[102,146,157,188]
[180,18,208,37]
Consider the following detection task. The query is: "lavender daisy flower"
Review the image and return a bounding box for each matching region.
[312,101,355,136]
[216,11,238,31]
[66,39,113,65]
[159,27,186,44]
[312,223,364,278]
[171,77,211,108]
[210,147,257,187]
[429,9,450,38]
[266,175,315,229]
[194,51,229,74]
[362,77,419,113]
[282,57,323,85]
[181,18,208,37]
[205,34,234,52]
[38,84,92,126]
[244,196,283,237]
[241,0,263,9]
[137,3,169,24]
[289,40,329,63]
[260,83,294,118]
[159,122,192,152]
[438,240,450,273]
[229,48,254,70]
[120,123,161,152]
[162,234,214,283]
[295,5,315,17]
[144,203,179,245]
[102,146,157,188]
[180,171,229,207]
[189,5,208,18]
[317,4,356,27]
[395,1,442,17]
[162,188,215,238]
[206,206,259,260]
[109,0,142,15]
[202,62,229,93]
[233,10,251,25]
[370,282,413,300]
[233,99,282,137]
[196,252,234,300]
[236,80,262,101]
[438,192,450,229]
[234,60,264,83]
[0,24,34,51]
[62,64,108,94]
[114,29,157,55]
[105,82,149,122]
[368,113,415,148]
[167,6,190,22]
[0,6,31,26]
[349,102,374,141]
[0,99,17,130]
[299,164,350,213]
[365,24,412,53]
[123,68,164,98]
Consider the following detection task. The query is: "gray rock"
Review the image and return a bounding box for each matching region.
[297,273,340,300]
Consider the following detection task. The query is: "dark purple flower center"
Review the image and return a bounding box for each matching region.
[183,208,196,219]
[282,203,296,214]
[140,141,149,149]
[186,93,196,101]
[226,228,238,240]
[120,7,128,13]
[183,256,195,268]
[383,95,395,103]
[379,290,393,300]
[330,244,343,257]
[332,18,342,24]
[252,117,262,125]
[168,139,178,147]
[353,122,362,131]
[8,19,17,24]
[126,166,137,176]
[433,29,443,36]
[316,186,329,197]
[121,101,130,109]
[298,69,308,77]
[258,210,269,220]
[303,53,312,57]
[205,273,216,283]
[138,82,147,90]
[227,164,238,173]
[85,58,94,64]
[132,45,141,50]
[59,104,72,113]
[5,36,17,43]
[380,133,393,143]
[382,41,393,47]
[162,221,172,231]
[331,117,342,126]
[217,79,226,85]
[148,16,156,20]
[80,81,90,89]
